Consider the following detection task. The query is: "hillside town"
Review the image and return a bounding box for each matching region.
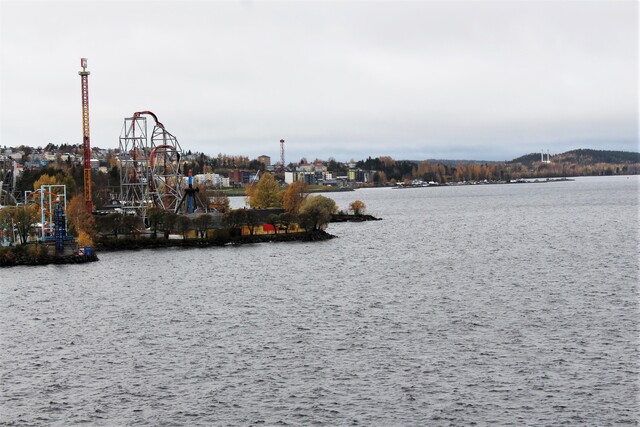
[1,144,372,205]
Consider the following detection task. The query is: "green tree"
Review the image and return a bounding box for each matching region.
[97,212,123,238]
[175,215,192,239]
[278,212,294,234]
[244,209,261,236]
[11,204,40,244]
[222,209,245,235]
[160,211,178,238]
[146,207,164,239]
[121,215,141,238]
[267,213,280,235]
[193,214,215,238]
[298,195,337,231]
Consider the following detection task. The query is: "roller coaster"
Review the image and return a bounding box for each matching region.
[118,111,199,222]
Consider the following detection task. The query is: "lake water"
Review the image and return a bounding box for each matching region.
[1,176,638,425]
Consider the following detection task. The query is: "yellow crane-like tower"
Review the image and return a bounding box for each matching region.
[79,58,93,213]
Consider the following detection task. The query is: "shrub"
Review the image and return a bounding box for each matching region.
[349,200,366,216]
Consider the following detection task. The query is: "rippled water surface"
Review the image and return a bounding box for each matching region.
[1,176,638,425]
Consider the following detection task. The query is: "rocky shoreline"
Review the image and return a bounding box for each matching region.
[1,227,349,267]
[0,252,99,268]
[331,213,381,222]
[95,229,335,252]
[1,230,335,267]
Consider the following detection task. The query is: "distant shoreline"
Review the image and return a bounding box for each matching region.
[226,186,354,197]
[392,177,574,189]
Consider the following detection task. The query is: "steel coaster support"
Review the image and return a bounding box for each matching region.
[54,202,66,252]
[119,116,150,220]
[0,156,16,206]
[149,124,183,212]
[118,110,184,221]
[39,184,67,242]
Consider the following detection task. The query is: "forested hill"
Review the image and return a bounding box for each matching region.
[511,149,640,166]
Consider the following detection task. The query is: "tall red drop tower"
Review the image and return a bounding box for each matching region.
[79,58,93,213]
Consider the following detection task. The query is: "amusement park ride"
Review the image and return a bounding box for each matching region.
[39,184,70,252]
[79,58,197,222]
[1,58,210,247]
[79,58,93,214]
[118,110,201,222]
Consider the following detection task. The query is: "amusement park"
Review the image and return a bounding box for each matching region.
[0,58,355,266]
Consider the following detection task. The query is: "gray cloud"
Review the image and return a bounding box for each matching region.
[1,0,637,162]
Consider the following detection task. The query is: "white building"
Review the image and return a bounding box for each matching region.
[192,173,231,188]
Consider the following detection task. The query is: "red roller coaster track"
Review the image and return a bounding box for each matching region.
[133,110,164,129]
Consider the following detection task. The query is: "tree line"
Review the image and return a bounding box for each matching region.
[1,170,368,249]
[360,157,639,185]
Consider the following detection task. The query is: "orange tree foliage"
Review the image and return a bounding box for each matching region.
[33,172,77,196]
[349,200,366,216]
[66,194,96,245]
[282,181,308,214]
[210,190,230,213]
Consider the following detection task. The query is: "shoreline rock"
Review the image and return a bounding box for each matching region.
[0,253,99,268]
[1,230,335,267]
[95,229,335,252]
[331,213,381,222]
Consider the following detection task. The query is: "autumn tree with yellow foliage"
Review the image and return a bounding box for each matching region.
[66,194,97,246]
[349,200,366,216]
[33,172,77,196]
[282,181,308,214]
[0,204,40,244]
[245,173,282,209]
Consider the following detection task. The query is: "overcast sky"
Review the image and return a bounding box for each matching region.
[1,0,637,162]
